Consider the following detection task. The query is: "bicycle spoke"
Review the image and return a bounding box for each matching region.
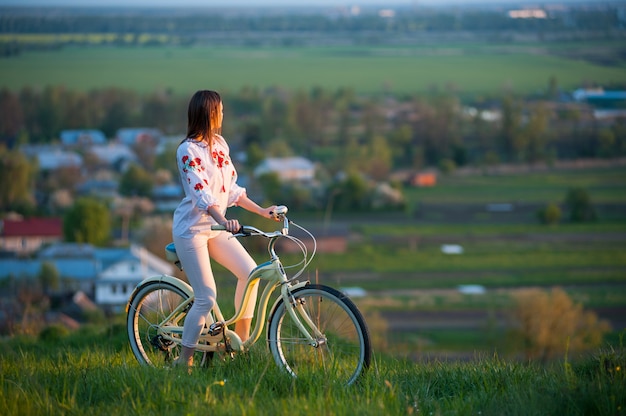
[127,282,188,367]
[267,285,371,386]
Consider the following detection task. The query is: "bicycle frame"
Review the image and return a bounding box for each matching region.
[132,217,323,356]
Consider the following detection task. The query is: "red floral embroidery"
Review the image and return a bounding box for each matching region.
[212,150,230,168]
[194,183,203,191]
[181,154,204,173]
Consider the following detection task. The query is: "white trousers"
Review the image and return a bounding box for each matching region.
[173,230,258,348]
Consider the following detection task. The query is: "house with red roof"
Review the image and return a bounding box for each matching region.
[0,217,63,255]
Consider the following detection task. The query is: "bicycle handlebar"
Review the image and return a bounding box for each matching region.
[210,206,315,281]
[210,224,284,238]
[211,205,289,237]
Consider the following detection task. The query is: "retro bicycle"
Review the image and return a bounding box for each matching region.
[126,206,371,386]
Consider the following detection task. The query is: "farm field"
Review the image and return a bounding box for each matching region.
[259,165,626,357]
[1,40,626,96]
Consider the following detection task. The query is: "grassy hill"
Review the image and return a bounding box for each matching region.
[0,323,624,416]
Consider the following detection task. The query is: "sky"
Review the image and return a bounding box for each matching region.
[0,0,606,7]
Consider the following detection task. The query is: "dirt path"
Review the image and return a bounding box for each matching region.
[380,306,626,332]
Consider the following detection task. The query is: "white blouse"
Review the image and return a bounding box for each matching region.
[172,135,246,239]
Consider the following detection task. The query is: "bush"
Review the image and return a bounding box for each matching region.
[564,187,597,222]
[38,324,69,343]
[438,158,456,174]
[537,202,562,225]
[511,287,611,362]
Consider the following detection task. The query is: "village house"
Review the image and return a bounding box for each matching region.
[20,145,83,171]
[87,142,138,172]
[253,156,316,183]
[152,183,184,212]
[0,242,174,311]
[60,129,107,146]
[76,178,119,199]
[93,244,173,309]
[0,217,63,256]
[116,127,162,146]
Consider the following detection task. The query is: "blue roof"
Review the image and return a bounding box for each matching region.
[60,130,107,145]
[0,258,97,280]
[94,247,134,269]
[116,128,162,146]
[573,89,626,101]
[48,258,99,279]
[0,260,40,277]
[0,243,171,282]
[153,184,183,199]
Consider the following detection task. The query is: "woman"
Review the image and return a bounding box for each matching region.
[172,90,277,367]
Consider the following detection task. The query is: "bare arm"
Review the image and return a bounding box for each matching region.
[207,194,278,233]
[236,194,276,220]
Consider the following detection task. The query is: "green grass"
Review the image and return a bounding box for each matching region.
[309,241,626,277]
[1,41,625,96]
[405,167,626,205]
[1,324,624,416]
[357,221,626,237]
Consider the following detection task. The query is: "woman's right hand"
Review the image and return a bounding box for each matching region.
[222,219,241,233]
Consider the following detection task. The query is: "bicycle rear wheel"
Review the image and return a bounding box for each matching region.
[267,284,371,386]
[127,281,189,367]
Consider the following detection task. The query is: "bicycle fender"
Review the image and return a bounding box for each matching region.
[267,280,310,318]
[126,274,193,313]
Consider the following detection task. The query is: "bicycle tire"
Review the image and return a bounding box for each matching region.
[266,284,371,386]
[126,280,190,367]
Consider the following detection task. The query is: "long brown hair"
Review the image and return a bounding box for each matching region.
[185,90,222,147]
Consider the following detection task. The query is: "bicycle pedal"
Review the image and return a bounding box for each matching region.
[208,322,225,336]
[150,335,174,352]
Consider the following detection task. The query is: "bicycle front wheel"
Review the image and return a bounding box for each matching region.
[126,280,190,367]
[267,284,371,386]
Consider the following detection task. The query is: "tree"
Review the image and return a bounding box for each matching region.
[410,95,461,166]
[37,86,66,142]
[546,75,559,100]
[597,128,616,158]
[98,88,137,137]
[119,164,153,198]
[366,135,393,181]
[511,287,611,362]
[523,104,551,163]
[257,172,283,203]
[246,142,265,170]
[38,262,60,296]
[334,171,370,212]
[388,124,413,167]
[0,146,36,212]
[537,202,562,225]
[564,188,596,222]
[499,95,523,162]
[154,141,179,180]
[0,88,24,145]
[63,197,111,246]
